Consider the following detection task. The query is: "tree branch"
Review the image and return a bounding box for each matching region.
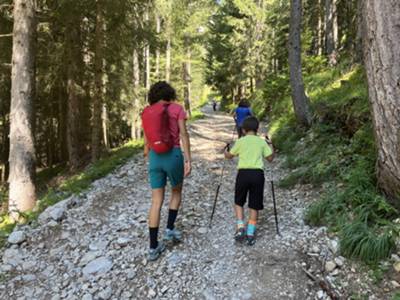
[0,33,12,38]
[0,63,11,69]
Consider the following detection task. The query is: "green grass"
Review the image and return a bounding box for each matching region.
[190,110,205,121]
[0,140,143,247]
[257,60,399,263]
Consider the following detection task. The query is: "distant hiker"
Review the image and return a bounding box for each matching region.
[212,99,217,111]
[233,100,253,138]
[224,116,274,246]
[142,81,192,261]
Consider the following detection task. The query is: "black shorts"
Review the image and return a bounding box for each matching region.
[235,169,265,210]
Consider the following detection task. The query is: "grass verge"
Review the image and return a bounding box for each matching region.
[0,140,143,247]
[257,60,399,264]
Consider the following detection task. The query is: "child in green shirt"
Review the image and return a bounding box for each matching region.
[224,116,274,245]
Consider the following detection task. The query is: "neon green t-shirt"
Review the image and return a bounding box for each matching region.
[230,135,273,170]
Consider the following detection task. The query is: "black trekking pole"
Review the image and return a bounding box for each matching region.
[266,136,281,236]
[209,128,236,228]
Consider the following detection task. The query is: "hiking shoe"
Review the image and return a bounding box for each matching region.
[163,228,182,242]
[246,235,256,246]
[235,227,246,242]
[148,242,166,261]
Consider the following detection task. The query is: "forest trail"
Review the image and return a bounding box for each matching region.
[1,106,342,299]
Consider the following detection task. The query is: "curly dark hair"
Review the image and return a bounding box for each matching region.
[148,81,177,105]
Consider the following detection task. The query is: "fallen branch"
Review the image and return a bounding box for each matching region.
[301,267,341,300]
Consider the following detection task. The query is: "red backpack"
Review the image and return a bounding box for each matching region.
[141,103,174,154]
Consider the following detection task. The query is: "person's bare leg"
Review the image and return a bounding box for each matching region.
[249,208,258,223]
[149,188,165,227]
[235,204,245,221]
[169,184,183,210]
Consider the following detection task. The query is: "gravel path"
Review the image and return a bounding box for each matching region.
[0,106,390,299]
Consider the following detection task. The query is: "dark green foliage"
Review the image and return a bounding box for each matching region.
[266,63,399,263]
[340,221,395,263]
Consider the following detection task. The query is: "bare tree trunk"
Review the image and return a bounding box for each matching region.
[354,0,364,63]
[289,0,312,127]
[155,14,161,80]
[362,0,400,206]
[102,104,109,149]
[91,0,104,162]
[325,0,338,64]
[165,36,171,82]
[317,0,324,55]
[183,46,192,117]
[131,48,141,140]
[66,24,81,171]
[8,0,37,219]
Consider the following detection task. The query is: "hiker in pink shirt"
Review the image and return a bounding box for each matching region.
[141,81,191,261]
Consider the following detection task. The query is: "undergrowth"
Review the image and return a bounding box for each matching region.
[0,140,143,247]
[258,59,399,264]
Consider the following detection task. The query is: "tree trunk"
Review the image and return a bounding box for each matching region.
[66,24,81,171]
[289,0,312,127]
[132,48,141,140]
[354,0,364,63]
[183,46,192,117]
[325,0,338,64]
[362,0,400,206]
[155,14,161,80]
[317,0,324,55]
[91,0,104,162]
[8,0,37,219]
[102,104,109,149]
[165,36,171,82]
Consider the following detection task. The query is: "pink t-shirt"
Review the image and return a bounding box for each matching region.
[166,102,187,147]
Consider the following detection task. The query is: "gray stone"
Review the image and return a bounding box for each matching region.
[98,287,112,300]
[82,257,113,276]
[198,227,208,234]
[82,294,93,300]
[38,199,68,224]
[2,248,24,266]
[116,237,131,247]
[8,231,26,244]
[325,261,337,273]
[80,251,101,267]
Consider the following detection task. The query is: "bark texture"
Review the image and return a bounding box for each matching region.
[183,46,192,117]
[288,0,312,127]
[363,0,400,205]
[91,0,104,162]
[8,0,37,218]
[66,22,81,171]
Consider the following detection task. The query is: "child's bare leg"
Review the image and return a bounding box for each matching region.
[235,204,245,221]
[247,208,258,245]
[234,205,246,241]
[249,208,258,223]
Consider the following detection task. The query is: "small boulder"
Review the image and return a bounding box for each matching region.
[82,257,113,277]
[394,261,400,273]
[325,261,337,273]
[7,231,26,245]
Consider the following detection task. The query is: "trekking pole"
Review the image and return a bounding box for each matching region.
[209,127,236,228]
[266,136,281,236]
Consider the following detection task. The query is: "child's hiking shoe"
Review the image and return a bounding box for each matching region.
[246,235,256,246]
[163,228,182,242]
[235,227,246,242]
[148,242,166,261]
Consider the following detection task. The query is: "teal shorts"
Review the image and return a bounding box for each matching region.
[148,147,184,189]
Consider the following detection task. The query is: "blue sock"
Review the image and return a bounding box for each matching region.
[237,219,245,229]
[247,223,256,236]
